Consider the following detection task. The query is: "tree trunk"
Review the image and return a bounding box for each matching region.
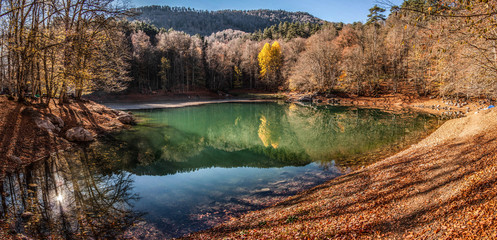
[59,83,67,105]
[76,88,83,99]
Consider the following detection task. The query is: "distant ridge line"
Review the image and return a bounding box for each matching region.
[129,5,325,36]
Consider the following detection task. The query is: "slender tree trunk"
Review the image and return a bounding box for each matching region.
[0,181,6,217]
[59,83,67,104]
[76,88,83,99]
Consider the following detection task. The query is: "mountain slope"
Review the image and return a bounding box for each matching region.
[130,6,324,35]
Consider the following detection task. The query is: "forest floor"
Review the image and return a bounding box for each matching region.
[185,100,497,239]
[0,96,129,177]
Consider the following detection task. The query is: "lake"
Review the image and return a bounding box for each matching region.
[0,102,441,239]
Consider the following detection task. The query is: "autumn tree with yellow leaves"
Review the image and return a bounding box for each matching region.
[258,41,283,90]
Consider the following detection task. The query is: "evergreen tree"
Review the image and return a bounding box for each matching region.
[367,5,386,26]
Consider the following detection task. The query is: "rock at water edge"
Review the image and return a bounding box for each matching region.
[65,127,94,142]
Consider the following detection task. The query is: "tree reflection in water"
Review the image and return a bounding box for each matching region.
[0,147,142,239]
[117,103,441,173]
[0,103,442,239]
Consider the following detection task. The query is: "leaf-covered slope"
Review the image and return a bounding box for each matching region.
[186,109,497,239]
[129,5,324,35]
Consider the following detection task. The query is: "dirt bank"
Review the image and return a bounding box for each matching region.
[186,108,497,239]
[0,96,130,177]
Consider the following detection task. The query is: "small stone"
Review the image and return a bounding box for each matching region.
[65,127,94,142]
[110,109,120,116]
[117,113,136,125]
[34,117,58,132]
[298,96,312,102]
[21,107,62,132]
[46,114,64,129]
[254,188,271,193]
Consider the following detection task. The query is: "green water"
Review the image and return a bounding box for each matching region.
[0,102,440,239]
[119,102,437,170]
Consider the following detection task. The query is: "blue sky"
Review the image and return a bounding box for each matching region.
[129,0,405,23]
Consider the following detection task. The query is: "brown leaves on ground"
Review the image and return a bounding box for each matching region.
[0,96,125,177]
[186,109,497,239]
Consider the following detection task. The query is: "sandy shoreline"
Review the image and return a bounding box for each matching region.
[101,99,276,110]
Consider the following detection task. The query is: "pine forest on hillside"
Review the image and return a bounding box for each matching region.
[129,6,324,36]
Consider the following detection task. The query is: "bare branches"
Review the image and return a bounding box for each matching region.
[0,0,130,101]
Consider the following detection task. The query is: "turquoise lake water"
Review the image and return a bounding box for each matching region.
[0,102,440,238]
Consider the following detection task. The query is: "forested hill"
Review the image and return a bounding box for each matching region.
[130,5,324,35]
